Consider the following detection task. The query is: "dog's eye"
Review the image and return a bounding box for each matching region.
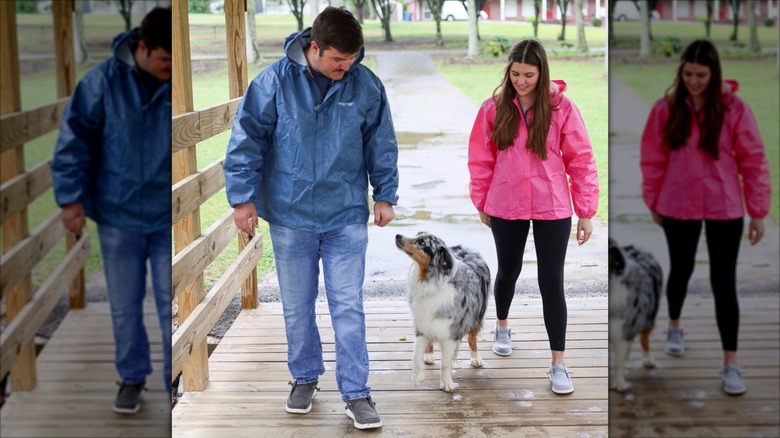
[418,240,427,247]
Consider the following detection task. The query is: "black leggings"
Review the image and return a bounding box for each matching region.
[490,216,571,351]
[662,217,743,351]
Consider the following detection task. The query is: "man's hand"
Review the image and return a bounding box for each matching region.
[234,203,258,236]
[61,203,86,237]
[651,211,663,226]
[749,217,765,246]
[576,218,593,246]
[374,201,395,227]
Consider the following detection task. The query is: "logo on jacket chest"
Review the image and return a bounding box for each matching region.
[334,100,354,107]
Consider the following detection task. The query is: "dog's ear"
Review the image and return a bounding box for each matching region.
[435,246,454,275]
[609,241,626,275]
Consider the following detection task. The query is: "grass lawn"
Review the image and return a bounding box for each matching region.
[612,59,779,222]
[437,58,609,223]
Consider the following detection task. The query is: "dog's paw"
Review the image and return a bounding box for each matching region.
[424,353,435,365]
[642,355,656,369]
[610,378,631,392]
[439,379,459,392]
[412,371,424,387]
[470,356,483,368]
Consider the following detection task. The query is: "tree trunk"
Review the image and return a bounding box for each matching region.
[705,0,713,38]
[467,0,478,57]
[747,0,760,52]
[639,0,650,57]
[558,0,569,41]
[356,2,365,23]
[534,0,540,37]
[730,0,741,41]
[382,4,394,42]
[247,0,260,63]
[114,0,133,31]
[608,0,616,46]
[575,0,587,53]
[74,0,88,63]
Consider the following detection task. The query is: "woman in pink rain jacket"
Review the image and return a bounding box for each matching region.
[641,39,771,396]
[468,39,599,395]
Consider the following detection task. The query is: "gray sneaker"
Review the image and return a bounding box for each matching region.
[721,364,747,396]
[345,396,382,429]
[113,381,146,414]
[492,326,512,356]
[285,380,320,414]
[548,364,574,395]
[664,327,685,357]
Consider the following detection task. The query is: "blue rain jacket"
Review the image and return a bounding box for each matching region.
[51,29,171,233]
[224,28,399,233]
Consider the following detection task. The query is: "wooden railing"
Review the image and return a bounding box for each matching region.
[0,0,89,390]
[171,0,260,392]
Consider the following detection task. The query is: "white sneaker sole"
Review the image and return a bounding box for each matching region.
[113,403,140,415]
[492,346,512,357]
[346,408,383,429]
[285,389,317,414]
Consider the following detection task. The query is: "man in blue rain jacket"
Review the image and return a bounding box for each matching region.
[50,7,171,415]
[223,7,399,430]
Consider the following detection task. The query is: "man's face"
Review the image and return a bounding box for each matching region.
[309,41,358,81]
[137,40,171,81]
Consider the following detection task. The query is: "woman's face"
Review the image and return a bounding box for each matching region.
[682,62,711,100]
[509,62,540,101]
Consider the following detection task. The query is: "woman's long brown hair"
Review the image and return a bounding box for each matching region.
[490,39,553,160]
[664,39,724,160]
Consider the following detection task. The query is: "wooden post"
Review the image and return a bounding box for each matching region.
[0,0,36,391]
[172,0,209,391]
[52,0,85,309]
[224,0,257,310]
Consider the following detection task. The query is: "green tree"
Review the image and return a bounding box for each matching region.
[425,0,446,46]
[287,0,308,30]
[114,0,133,31]
[370,0,396,42]
[729,0,742,41]
[557,0,570,41]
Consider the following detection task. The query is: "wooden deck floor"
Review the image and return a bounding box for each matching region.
[173,297,609,437]
[1,301,170,438]
[609,295,780,437]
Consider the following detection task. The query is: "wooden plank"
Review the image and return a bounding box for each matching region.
[0,233,90,377]
[239,231,257,309]
[172,209,237,299]
[172,234,263,378]
[0,210,64,297]
[1,301,169,438]
[172,0,209,392]
[0,0,36,392]
[224,0,248,100]
[171,99,241,152]
[52,0,75,98]
[171,157,225,224]
[0,99,69,153]
[0,158,52,226]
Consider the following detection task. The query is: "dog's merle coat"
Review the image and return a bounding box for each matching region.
[395,232,490,392]
[609,238,662,392]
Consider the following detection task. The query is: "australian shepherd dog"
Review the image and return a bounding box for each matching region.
[395,232,490,392]
[609,238,663,392]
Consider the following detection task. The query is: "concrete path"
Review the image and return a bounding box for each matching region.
[608,75,779,295]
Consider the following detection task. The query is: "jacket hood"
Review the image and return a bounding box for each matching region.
[283,28,365,68]
[111,28,139,67]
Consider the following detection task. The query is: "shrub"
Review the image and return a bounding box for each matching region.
[524,16,537,23]
[487,36,510,57]
[765,17,775,27]
[592,17,602,27]
[658,36,683,57]
[697,15,710,24]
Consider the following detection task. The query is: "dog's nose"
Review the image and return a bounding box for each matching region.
[395,234,402,240]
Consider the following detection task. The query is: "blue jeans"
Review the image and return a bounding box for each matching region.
[269,223,370,401]
[97,224,172,393]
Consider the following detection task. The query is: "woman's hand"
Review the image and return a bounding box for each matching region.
[576,218,592,245]
[749,217,765,245]
[479,211,491,228]
[651,211,663,226]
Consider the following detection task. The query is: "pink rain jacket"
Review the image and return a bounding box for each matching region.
[468,80,599,220]
[641,80,771,220]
